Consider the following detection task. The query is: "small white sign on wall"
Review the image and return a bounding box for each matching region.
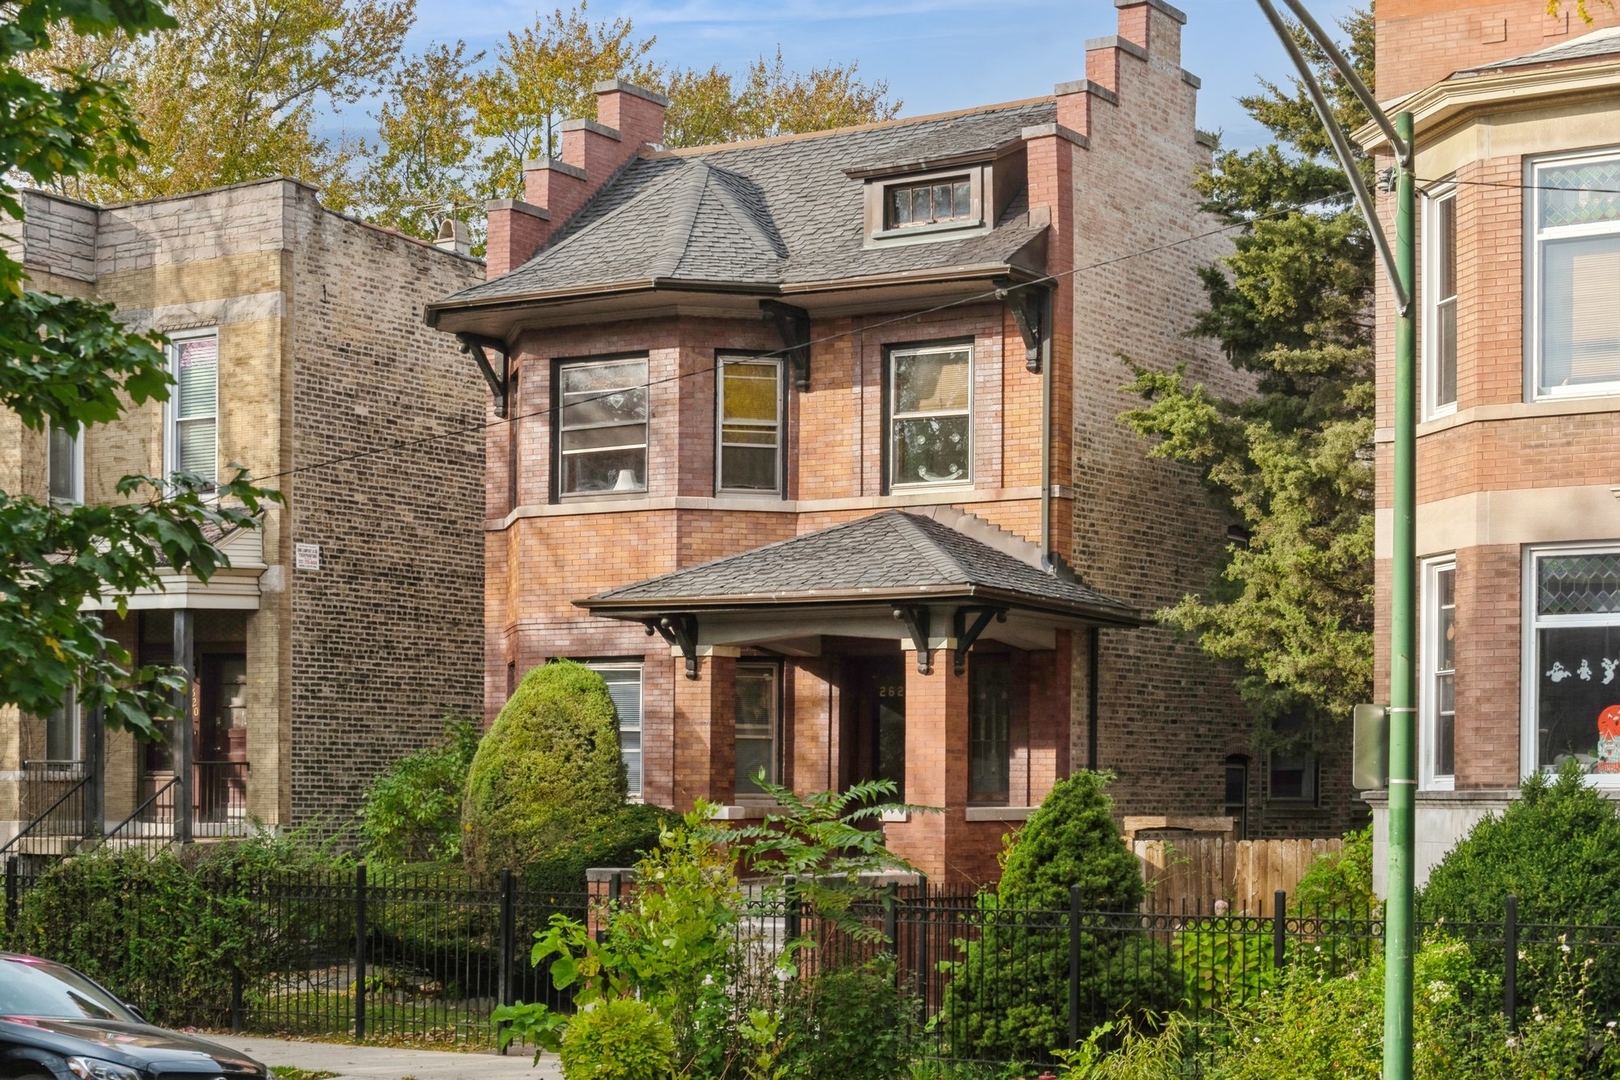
[294,543,321,571]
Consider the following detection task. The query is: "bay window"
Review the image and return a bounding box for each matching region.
[1422,558,1457,788]
[733,663,779,799]
[1528,547,1620,776]
[889,343,972,488]
[168,332,218,490]
[969,654,1011,804]
[717,357,782,494]
[558,357,648,495]
[1425,185,1457,416]
[1531,151,1620,397]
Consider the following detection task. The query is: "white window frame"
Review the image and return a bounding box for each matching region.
[715,355,783,496]
[1522,542,1620,783]
[47,421,83,505]
[585,660,644,801]
[1423,184,1459,419]
[1527,148,1620,401]
[1421,556,1458,790]
[166,328,219,491]
[888,342,974,491]
[733,662,780,803]
[556,356,649,498]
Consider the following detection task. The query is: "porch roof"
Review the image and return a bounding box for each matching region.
[579,509,1142,626]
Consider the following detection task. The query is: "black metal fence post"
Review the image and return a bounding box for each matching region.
[1273,889,1288,970]
[1069,883,1081,1049]
[783,875,800,943]
[354,863,367,1042]
[884,882,899,955]
[497,868,515,1055]
[1504,893,1519,1030]
[4,856,16,935]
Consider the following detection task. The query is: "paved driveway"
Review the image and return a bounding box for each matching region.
[206,1035,561,1080]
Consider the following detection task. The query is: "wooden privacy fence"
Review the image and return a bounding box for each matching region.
[1135,836,1343,914]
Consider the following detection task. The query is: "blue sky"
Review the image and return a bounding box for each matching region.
[394,0,1364,151]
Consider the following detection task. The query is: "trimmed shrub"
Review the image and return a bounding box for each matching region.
[559,996,676,1080]
[360,717,480,863]
[940,772,1170,1064]
[462,660,628,879]
[1422,762,1620,1013]
[522,803,679,895]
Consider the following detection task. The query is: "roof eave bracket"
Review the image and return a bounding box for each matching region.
[458,333,510,418]
[645,614,701,680]
[996,278,1051,374]
[893,604,932,675]
[953,606,1009,676]
[761,300,812,391]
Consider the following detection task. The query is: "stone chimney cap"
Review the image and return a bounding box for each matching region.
[1116,0,1186,24]
[592,79,670,107]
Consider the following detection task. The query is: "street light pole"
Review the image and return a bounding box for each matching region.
[1250,5,1418,1078]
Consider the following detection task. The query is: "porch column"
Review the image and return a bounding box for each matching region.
[887,647,971,883]
[790,659,838,796]
[672,650,738,813]
[173,609,193,844]
[85,617,105,837]
[1026,631,1073,804]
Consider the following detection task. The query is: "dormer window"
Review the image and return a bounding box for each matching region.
[888,177,973,229]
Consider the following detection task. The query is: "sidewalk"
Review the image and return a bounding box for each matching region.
[206,1035,561,1080]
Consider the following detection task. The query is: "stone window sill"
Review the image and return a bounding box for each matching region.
[965,806,1038,822]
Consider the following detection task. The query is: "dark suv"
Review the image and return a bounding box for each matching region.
[0,954,265,1080]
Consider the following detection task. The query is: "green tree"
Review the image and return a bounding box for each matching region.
[1120,8,1375,745]
[661,48,901,148]
[460,659,627,878]
[468,1,659,200]
[1,0,277,739]
[25,0,415,208]
[359,716,480,863]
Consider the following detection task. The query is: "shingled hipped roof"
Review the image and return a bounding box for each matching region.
[581,510,1140,626]
[433,99,1056,313]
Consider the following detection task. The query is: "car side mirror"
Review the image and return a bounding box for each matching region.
[124,1003,145,1023]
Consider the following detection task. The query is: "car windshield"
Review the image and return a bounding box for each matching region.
[0,958,136,1021]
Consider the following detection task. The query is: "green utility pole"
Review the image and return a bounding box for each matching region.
[1251,4,1418,1077]
[1384,109,1418,1080]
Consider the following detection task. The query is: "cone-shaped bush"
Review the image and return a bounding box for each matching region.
[461,660,628,879]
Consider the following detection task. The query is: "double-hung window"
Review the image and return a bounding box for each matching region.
[1527,547,1620,777]
[46,688,79,764]
[47,422,82,505]
[1425,185,1458,416]
[168,332,218,491]
[889,344,972,488]
[558,358,648,495]
[717,357,782,494]
[969,654,1012,804]
[1423,558,1457,788]
[587,661,644,799]
[733,663,779,799]
[1531,151,1620,398]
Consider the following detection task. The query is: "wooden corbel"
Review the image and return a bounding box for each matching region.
[760,300,812,391]
[953,606,1008,676]
[645,614,700,680]
[892,605,933,675]
[457,333,511,417]
[995,280,1051,374]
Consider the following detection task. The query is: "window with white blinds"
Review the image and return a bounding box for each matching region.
[1533,152,1620,397]
[170,333,219,490]
[588,661,644,799]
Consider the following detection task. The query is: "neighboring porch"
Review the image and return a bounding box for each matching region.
[0,526,268,860]
[582,508,1142,886]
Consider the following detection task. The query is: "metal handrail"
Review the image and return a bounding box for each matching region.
[93,776,179,851]
[0,773,91,858]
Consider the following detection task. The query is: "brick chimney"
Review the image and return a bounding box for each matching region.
[484,80,669,279]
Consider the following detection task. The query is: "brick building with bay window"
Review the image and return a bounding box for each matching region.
[430,0,1362,886]
[1358,0,1620,888]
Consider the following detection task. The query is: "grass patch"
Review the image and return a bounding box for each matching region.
[270,1069,339,1080]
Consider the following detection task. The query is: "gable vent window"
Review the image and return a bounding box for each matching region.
[888,178,972,229]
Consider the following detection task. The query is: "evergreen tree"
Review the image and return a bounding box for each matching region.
[1121,9,1375,750]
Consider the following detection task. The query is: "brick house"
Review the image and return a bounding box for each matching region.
[0,178,486,844]
[1358,1,1620,888]
[428,0,1361,886]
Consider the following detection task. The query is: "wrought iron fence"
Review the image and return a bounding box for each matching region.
[0,762,90,862]
[1,860,1617,1070]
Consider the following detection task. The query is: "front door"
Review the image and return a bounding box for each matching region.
[843,656,906,799]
